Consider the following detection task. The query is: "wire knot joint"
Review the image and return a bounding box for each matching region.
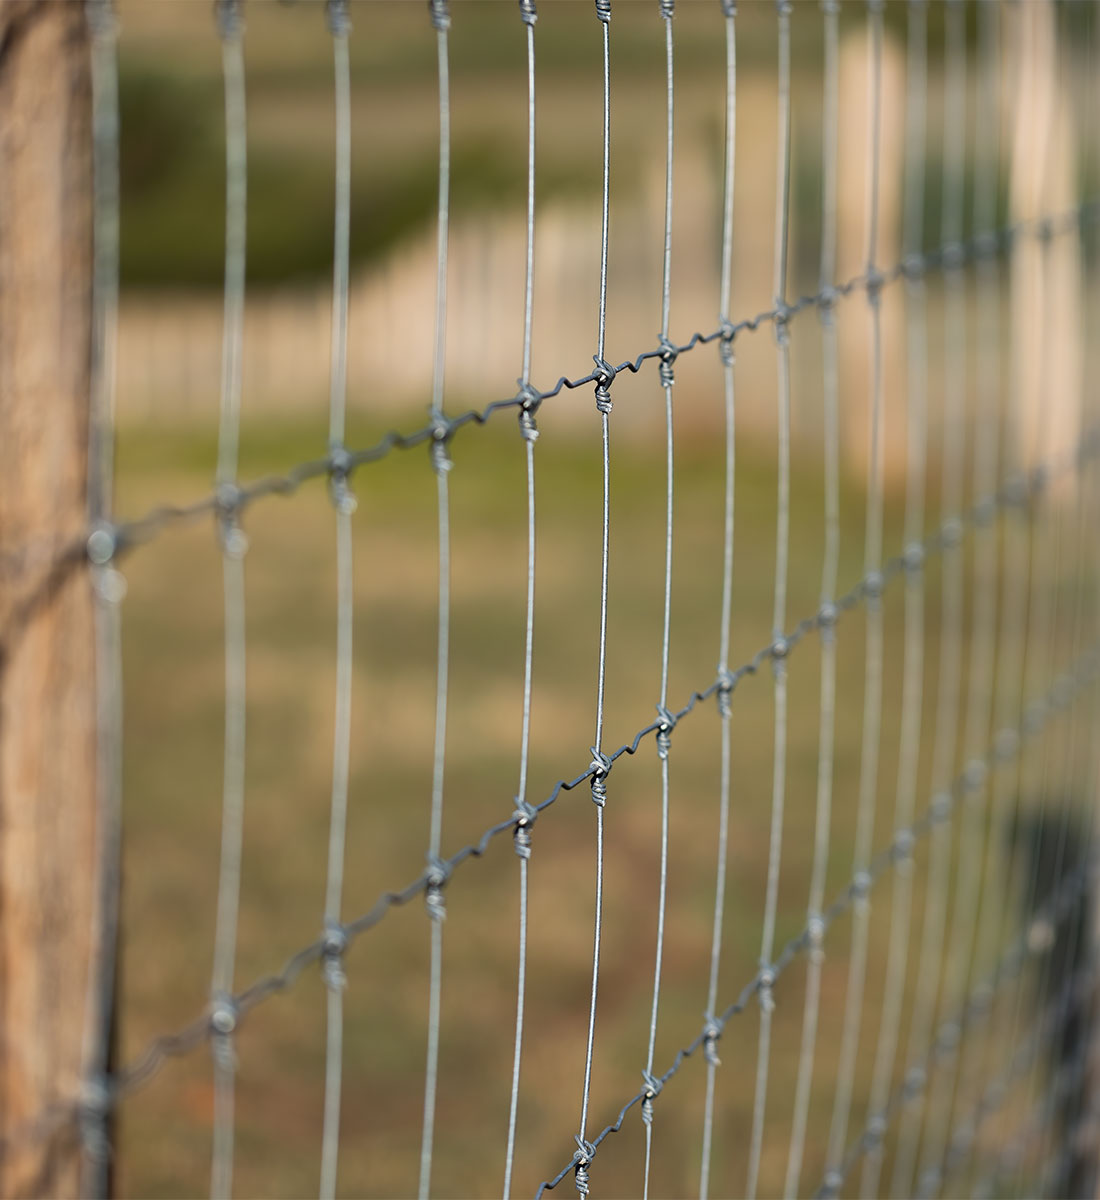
[210,992,239,1037]
[87,522,119,567]
[215,0,243,40]
[517,382,542,445]
[429,413,454,475]
[589,748,612,806]
[772,304,791,346]
[757,966,776,1014]
[593,356,615,414]
[641,1070,662,1125]
[513,798,537,859]
[425,855,451,921]
[322,922,348,992]
[326,0,351,36]
[518,0,538,23]
[573,1137,596,1196]
[718,322,736,366]
[428,0,451,31]
[770,636,789,679]
[328,445,359,515]
[655,704,676,759]
[216,483,249,559]
[657,335,677,387]
[702,1013,723,1065]
[716,668,734,718]
[594,0,611,22]
[807,914,826,965]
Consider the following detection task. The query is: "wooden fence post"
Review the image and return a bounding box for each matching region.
[0,1,101,1194]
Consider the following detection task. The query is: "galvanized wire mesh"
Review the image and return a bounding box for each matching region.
[7,0,1100,1196]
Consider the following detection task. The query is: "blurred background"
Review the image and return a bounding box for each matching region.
[107,1,1100,1196]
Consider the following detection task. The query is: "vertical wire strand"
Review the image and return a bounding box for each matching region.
[891,3,967,1190]
[319,4,353,1197]
[641,7,676,1197]
[1004,11,1077,1191]
[937,11,1030,1195]
[1027,436,1093,1195]
[746,5,791,1196]
[824,5,886,1189]
[919,4,1003,1188]
[989,15,1064,1197]
[919,0,1000,1187]
[419,5,452,1197]
[503,3,539,1195]
[969,9,1061,1191]
[699,6,736,1195]
[954,0,1011,1173]
[1026,14,1096,1185]
[209,5,247,1195]
[82,3,124,1192]
[783,3,839,1194]
[860,1,930,1193]
[576,8,613,1192]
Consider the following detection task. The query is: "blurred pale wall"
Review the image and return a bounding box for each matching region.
[113,3,1093,492]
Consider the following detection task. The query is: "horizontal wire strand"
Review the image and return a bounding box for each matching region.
[7,206,1094,592]
[10,426,1099,1155]
[535,633,1100,1198]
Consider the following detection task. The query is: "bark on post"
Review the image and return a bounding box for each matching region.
[0,2,99,1195]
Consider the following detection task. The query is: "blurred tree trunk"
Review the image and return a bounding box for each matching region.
[0,1,99,1195]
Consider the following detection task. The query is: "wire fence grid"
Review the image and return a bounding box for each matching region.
[6,0,1100,1196]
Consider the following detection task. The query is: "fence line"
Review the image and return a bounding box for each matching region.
[6,1,1100,1195]
[7,415,1100,1169]
[827,872,1099,1198]
[535,634,1100,1197]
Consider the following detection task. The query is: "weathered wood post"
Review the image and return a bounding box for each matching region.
[0,1,102,1194]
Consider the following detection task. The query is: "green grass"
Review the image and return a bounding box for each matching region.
[108,401,1095,1198]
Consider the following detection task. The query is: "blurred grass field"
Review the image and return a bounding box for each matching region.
[107,389,1092,1198]
[101,2,1100,1196]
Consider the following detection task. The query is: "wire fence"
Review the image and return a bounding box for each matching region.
[6,0,1100,1196]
